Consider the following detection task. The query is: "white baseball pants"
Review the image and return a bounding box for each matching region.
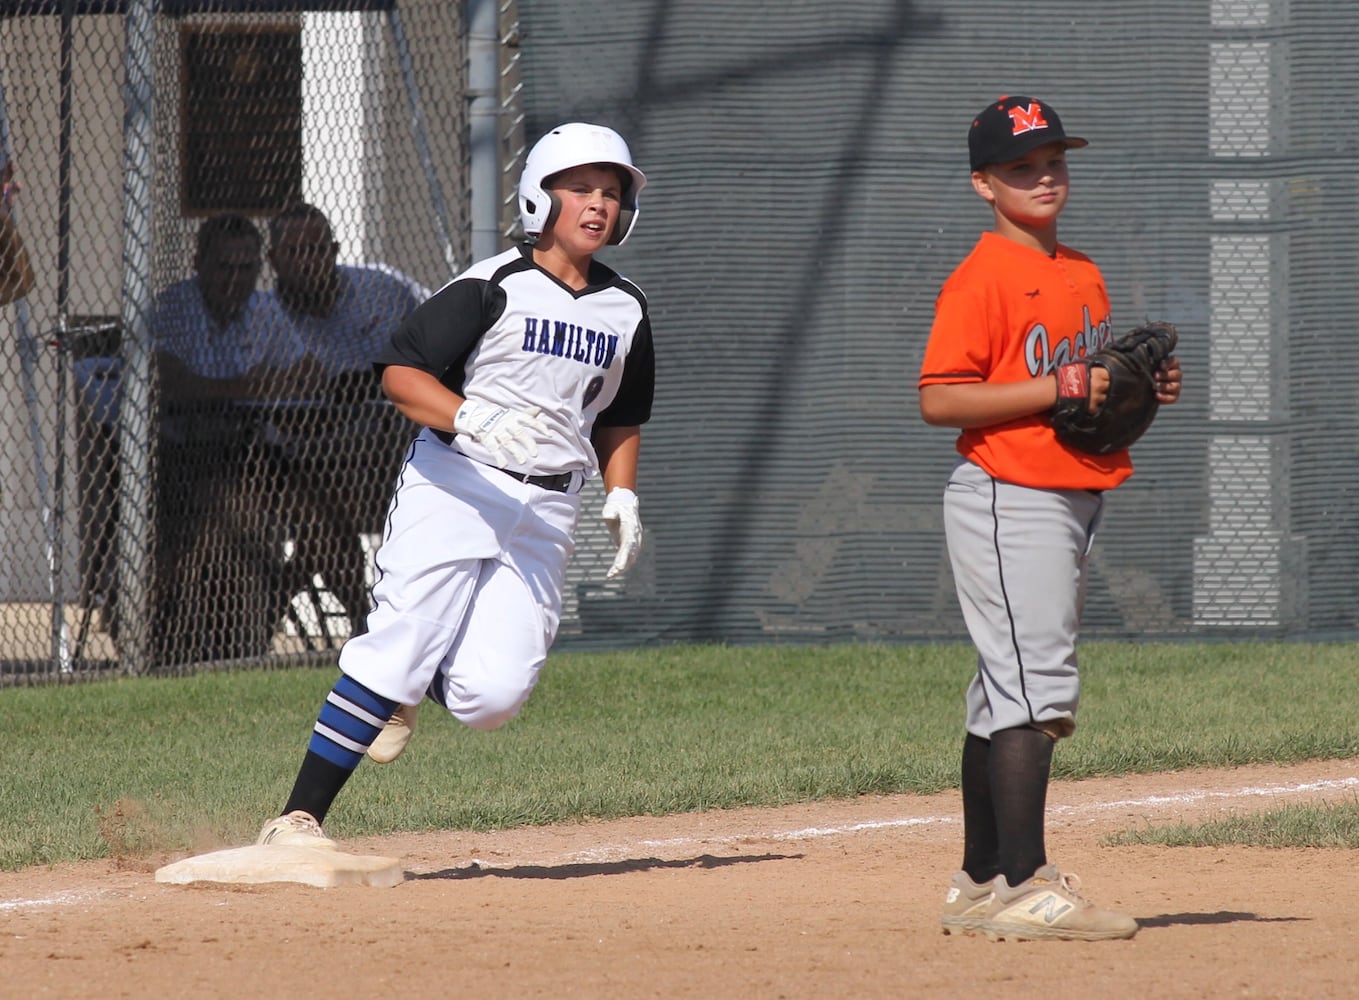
[339,434,581,730]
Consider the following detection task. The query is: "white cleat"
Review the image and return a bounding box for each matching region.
[256,810,338,849]
[366,703,419,764]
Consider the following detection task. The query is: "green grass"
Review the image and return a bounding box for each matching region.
[1105,799,1359,849]
[2,640,1357,870]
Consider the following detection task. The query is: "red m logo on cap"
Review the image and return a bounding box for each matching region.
[1007,102,1049,136]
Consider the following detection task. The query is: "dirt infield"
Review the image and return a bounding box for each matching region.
[4,758,1357,999]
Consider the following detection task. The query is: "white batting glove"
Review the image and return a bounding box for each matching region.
[601,487,642,579]
[454,397,549,467]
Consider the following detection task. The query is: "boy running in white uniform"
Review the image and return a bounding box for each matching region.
[257,123,654,845]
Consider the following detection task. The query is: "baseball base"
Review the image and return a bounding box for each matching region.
[154,844,404,888]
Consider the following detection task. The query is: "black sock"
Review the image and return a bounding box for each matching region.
[989,725,1054,886]
[278,672,399,825]
[283,750,352,824]
[959,733,1000,883]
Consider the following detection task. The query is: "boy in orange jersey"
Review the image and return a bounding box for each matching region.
[918,95,1182,941]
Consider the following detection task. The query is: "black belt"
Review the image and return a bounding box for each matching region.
[493,467,574,493]
[449,445,575,493]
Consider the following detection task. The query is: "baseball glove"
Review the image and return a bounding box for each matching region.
[1051,321,1178,455]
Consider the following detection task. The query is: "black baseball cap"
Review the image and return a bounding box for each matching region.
[968,95,1088,171]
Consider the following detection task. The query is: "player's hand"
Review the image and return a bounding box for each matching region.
[0,161,18,215]
[1088,365,1110,411]
[601,487,642,579]
[1054,361,1111,415]
[1155,355,1182,404]
[454,397,550,467]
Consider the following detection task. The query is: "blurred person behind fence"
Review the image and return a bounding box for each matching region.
[0,160,35,305]
[251,203,432,635]
[154,212,313,405]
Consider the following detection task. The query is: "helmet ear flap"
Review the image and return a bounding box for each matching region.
[609,207,635,246]
[542,192,562,237]
[520,191,561,246]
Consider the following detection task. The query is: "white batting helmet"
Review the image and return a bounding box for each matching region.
[518,123,647,246]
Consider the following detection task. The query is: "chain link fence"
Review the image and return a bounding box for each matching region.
[4,1,1358,685]
[0,0,468,681]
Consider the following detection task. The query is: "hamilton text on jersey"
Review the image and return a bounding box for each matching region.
[521,317,620,368]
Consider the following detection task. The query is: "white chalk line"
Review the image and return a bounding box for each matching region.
[3,775,1356,910]
[0,888,108,912]
[1049,776,1359,819]
[559,814,959,865]
[550,776,1359,866]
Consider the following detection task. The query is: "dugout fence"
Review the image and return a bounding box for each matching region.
[0,0,475,681]
[3,1,1359,686]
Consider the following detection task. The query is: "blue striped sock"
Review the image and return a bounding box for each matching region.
[307,674,400,770]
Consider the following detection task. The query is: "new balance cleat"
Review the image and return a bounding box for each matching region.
[942,871,996,935]
[981,864,1138,942]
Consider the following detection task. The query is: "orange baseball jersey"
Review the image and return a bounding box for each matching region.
[919,231,1132,490]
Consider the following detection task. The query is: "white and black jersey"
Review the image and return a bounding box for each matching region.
[378,244,654,478]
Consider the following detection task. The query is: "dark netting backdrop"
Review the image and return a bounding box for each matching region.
[515,0,1359,650]
[3,1,1357,683]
